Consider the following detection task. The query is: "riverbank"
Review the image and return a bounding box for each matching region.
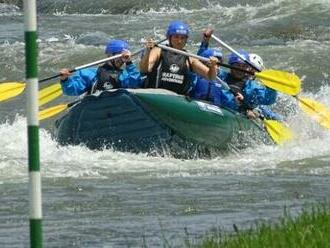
[198,203,330,247]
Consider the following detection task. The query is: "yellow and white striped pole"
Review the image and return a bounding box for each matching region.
[24,0,42,247]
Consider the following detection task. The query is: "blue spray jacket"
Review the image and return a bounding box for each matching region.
[243,80,277,108]
[60,63,143,96]
[219,70,277,109]
[197,40,209,57]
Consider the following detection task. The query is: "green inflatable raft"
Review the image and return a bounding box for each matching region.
[54,89,272,158]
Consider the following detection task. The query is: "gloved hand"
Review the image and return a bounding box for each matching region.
[202,28,214,42]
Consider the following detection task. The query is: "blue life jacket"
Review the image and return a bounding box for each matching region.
[197,41,209,57]
[191,75,238,110]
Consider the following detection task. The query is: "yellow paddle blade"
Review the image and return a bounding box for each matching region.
[264,119,294,144]
[38,83,62,107]
[0,82,26,101]
[298,96,330,129]
[39,104,68,121]
[255,70,301,96]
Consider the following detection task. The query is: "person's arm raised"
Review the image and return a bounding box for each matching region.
[190,56,218,80]
[139,39,161,73]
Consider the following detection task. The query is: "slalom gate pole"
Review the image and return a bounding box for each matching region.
[24,0,43,247]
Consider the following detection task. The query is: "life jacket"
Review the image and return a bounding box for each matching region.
[193,76,214,101]
[224,73,245,96]
[146,47,192,95]
[194,76,238,111]
[90,63,121,94]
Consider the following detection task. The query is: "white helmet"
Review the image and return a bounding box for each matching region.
[249,53,265,71]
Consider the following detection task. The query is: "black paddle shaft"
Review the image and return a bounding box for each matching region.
[38,73,71,83]
[218,63,255,76]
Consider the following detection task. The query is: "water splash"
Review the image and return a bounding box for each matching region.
[0,97,329,185]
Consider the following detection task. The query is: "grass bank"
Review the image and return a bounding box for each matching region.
[197,204,330,248]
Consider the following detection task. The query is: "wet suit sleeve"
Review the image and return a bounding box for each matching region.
[60,68,97,96]
[119,63,143,88]
[197,41,209,56]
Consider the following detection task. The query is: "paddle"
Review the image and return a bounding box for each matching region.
[0,82,62,107]
[216,76,293,144]
[38,83,62,106]
[157,44,301,95]
[39,100,79,121]
[0,53,124,103]
[211,34,330,129]
[297,96,330,129]
[0,82,26,102]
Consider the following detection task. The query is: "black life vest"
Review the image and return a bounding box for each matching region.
[145,48,192,95]
[90,63,121,94]
[225,74,245,96]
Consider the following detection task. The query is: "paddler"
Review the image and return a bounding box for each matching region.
[139,20,219,95]
[59,39,143,96]
[192,28,279,119]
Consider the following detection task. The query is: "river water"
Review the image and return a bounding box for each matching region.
[0,0,330,247]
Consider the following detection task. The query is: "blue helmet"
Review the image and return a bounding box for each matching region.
[228,49,249,65]
[166,20,189,37]
[105,39,129,54]
[200,49,223,60]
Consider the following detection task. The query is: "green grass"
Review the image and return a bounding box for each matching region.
[197,204,330,248]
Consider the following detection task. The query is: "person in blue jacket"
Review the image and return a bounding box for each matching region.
[247,53,283,120]
[191,49,237,110]
[59,39,143,96]
[216,50,277,118]
[195,29,279,119]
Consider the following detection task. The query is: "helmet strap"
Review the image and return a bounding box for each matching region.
[168,36,172,47]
